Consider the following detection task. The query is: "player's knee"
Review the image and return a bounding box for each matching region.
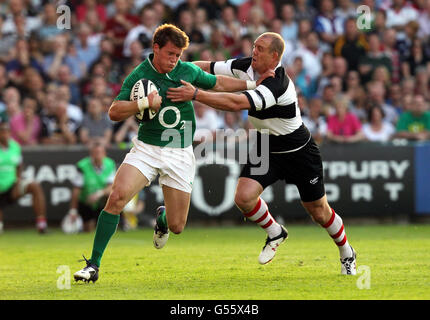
[308,205,328,225]
[107,189,128,212]
[169,222,184,234]
[234,191,255,212]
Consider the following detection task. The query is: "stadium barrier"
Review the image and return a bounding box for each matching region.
[3,141,429,225]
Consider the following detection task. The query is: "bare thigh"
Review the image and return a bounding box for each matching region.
[104,163,149,215]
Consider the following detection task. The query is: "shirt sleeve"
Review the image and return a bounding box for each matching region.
[190,63,217,90]
[242,76,287,112]
[114,70,141,101]
[211,59,236,76]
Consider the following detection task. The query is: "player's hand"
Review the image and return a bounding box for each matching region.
[148,90,162,112]
[166,80,196,102]
[257,69,275,86]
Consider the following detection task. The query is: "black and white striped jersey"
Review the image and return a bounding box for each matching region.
[210,57,311,153]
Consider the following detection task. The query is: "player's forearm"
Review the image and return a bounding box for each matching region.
[192,61,211,73]
[195,90,249,112]
[108,100,139,122]
[213,75,253,93]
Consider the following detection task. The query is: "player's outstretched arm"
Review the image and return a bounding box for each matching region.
[192,61,211,73]
[108,91,162,122]
[167,80,250,112]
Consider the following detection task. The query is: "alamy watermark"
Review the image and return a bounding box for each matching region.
[56,4,71,30]
[356,265,371,289]
[57,265,71,290]
[356,5,372,31]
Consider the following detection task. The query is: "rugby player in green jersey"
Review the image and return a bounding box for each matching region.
[74,24,271,282]
[0,119,48,234]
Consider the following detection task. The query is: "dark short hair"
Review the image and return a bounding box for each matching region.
[367,104,385,122]
[152,24,189,50]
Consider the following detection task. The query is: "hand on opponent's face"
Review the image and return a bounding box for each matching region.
[166,80,196,102]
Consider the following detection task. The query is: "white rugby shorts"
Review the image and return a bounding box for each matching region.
[123,137,195,194]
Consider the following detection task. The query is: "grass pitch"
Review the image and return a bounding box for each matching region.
[0,224,429,300]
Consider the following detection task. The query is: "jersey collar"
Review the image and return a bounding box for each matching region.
[147,53,177,80]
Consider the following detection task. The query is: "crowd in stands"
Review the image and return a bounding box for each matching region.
[0,0,429,148]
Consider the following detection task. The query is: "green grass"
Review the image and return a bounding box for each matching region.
[0,224,429,300]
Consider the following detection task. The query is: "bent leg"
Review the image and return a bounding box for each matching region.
[302,195,353,259]
[162,185,191,234]
[91,163,149,267]
[235,177,282,238]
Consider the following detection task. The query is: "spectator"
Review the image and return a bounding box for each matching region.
[1,0,41,39]
[6,38,44,88]
[366,80,399,125]
[56,84,84,133]
[326,96,365,144]
[174,0,212,23]
[74,23,101,73]
[394,94,430,140]
[76,0,107,24]
[104,0,139,59]
[55,64,81,106]
[385,0,419,40]
[314,0,344,45]
[113,117,139,144]
[358,33,392,84]
[291,56,317,99]
[2,86,21,120]
[294,0,317,22]
[37,3,66,41]
[43,35,83,82]
[234,34,253,58]
[334,0,355,21]
[418,0,430,39]
[402,38,430,78]
[243,6,267,41]
[287,32,323,80]
[415,66,430,100]
[382,28,401,84]
[362,104,395,142]
[9,97,41,145]
[79,98,113,146]
[195,7,212,42]
[321,83,337,117]
[238,0,276,26]
[20,67,45,105]
[216,5,244,52]
[302,97,327,145]
[386,83,404,114]
[280,4,298,42]
[68,141,116,232]
[334,17,368,72]
[123,5,159,58]
[39,93,77,145]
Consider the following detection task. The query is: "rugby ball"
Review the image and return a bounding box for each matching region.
[130,79,158,122]
[61,212,83,234]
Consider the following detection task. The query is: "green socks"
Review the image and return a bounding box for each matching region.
[90,210,120,267]
[157,207,167,229]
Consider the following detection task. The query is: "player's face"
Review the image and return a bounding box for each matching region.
[153,41,183,74]
[251,36,275,74]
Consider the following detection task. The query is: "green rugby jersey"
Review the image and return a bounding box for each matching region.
[115,53,217,148]
[76,157,116,209]
[0,139,22,193]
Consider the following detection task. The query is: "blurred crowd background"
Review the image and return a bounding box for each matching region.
[0,0,429,148]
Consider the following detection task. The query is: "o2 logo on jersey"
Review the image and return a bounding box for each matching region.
[159,106,186,130]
